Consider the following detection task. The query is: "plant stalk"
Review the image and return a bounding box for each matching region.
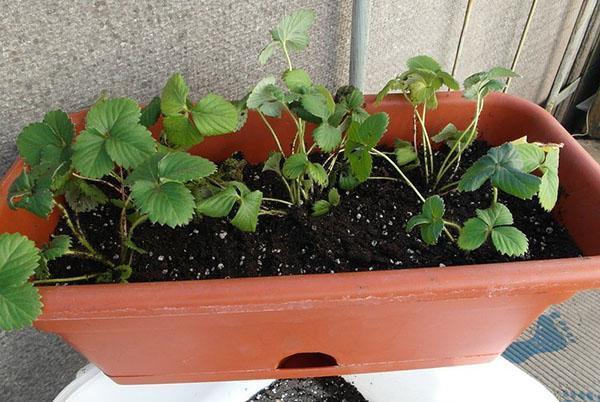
[33,273,102,285]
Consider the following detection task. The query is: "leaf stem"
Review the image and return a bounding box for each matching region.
[370,149,425,203]
[64,250,115,269]
[263,197,294,206]
[71,173,123,195]
[33,273,102,285]
[257,111,285,155]
[444,220,462,231]
[492,186,498,204]
[54,202,95,255]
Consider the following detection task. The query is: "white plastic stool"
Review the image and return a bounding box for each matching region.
[55,357,558,402]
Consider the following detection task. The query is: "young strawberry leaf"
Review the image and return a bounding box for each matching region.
[262,151,283,176]
[328,188,340,206]
[458,203,528,256]
[247,76,285,117]
[538,147,559,211]
[128,151,214,227]
[283,68,312,92]
[344,113,389,182]
[7,171,54,217]
[231,190,263,232]
[162,114,203,149]
[463,67,518,100]
[63,178,108,213]
[140,96,162,128]
[311,200,331,217]
[131,181,195,228]
[458,143,541,199]
[16,110,74,168]
[0,233,43,330]
[301,92,332,121]
[190,94,238,136]
[161,73,189,116]
[339,171,360,190]
[514,142,545,173]
[196,185,239,218]
[269,9,315,54]
[394,139,418,166]
[406,195,445,245]
[432,123,468,149]
[306,163,328,187]
[283,153,309,179]
[73,98,156,177]
[312,123,341,152]
[41,235,72,261]
[157,152,216,182]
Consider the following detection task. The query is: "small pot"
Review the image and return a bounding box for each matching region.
[1,92,598,384]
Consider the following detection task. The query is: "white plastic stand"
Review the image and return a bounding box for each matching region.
[55,357,558,402]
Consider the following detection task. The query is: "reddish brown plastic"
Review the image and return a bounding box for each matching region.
[1,92,599,384]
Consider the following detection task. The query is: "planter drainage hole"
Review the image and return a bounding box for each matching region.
[277,352,338,369]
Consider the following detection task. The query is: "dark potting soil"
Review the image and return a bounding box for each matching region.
[246,377,368,402]
[48,141,582,283]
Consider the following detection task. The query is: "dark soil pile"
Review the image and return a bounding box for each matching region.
[49,141,582,282]
[246,377,368,402]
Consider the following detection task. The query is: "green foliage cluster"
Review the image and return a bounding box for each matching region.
[0,9,563,330]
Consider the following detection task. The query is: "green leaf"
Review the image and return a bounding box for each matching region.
[282,153,309,179]
[538,148,559,211]
[346,150,372,183]
[488,67,519,79]
[43,110,75,145]
[231,190,263,232]
[140,96,162,128]
[345,89,364,110]
[394,139,418,166]
[458,143,541,199]
[161,73,189,115]
[8,171,54,217]
[312,123,341,152]
[158,152,216,182]
[357,113,389,148]
[475,202,513,227]
[307,163,328,187]
[0,233,43,327]
[405,195,445,245]
[17,123,63,167]
[328,188,340,206]
[375,78,405,104]
[131,181,195,227]
[458,217,489,251]
[247,76,284,117]
[407,55,441,72]
[163,114,203,148]
[116,264,133,283]
[196,185,238,218]
[283,68,312,92]
[270,9,315,52]
[75,98,156,173]
[259,42,278,65]
[514,143,545,173]
[0,233,40,285]
[491,226,528,256]
[301,93,332,121]
[35,258,50,281]
[0,284,42,331]
[262,152,283,176]
[311,200,331,217]
[42,235,71,261]
[339,171,360,190]
[191,94,238,136]
[72,129,113,178]
[104,124,156,169]
[438,71,459,90]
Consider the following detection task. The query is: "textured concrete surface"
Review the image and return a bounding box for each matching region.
[1,1,599,401]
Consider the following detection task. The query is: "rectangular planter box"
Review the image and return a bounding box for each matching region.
[1,92,599,384]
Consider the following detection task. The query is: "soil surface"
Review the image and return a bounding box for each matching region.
[246,377,368,402]
[49,141,582,282]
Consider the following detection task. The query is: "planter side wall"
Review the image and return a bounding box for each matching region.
[1,93,599,383]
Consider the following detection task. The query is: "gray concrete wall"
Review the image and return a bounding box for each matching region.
[0,1,594,401]
[0,0,587,175]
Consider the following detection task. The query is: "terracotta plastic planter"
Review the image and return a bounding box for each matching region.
[1,92,599,384]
